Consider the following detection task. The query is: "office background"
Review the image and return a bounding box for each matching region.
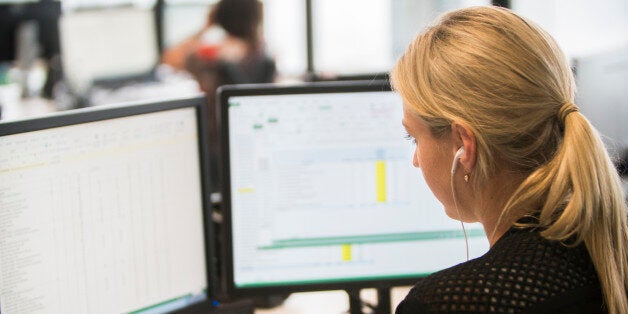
[59,0,628,78]
[1,0,626,94]
[1,0,627,82]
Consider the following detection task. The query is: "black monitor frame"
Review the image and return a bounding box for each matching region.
[0,95,218,314]
[218,80,423,307]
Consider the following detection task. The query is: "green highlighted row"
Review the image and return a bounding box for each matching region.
[259,229,485,250]
[127,288,206,314]
[127,294,191,314]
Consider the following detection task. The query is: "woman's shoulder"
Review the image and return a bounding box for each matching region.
[396,228,603,313]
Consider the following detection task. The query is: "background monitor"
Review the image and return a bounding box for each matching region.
[0,96,215,313]
[218,81,489,302]
[59,6,160,94]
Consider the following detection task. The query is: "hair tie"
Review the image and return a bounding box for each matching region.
[558,102,579,122]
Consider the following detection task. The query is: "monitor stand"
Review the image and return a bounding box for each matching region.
[346,287,392,314]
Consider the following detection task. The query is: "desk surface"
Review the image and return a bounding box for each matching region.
[0,95,57,121]
[254,287,412,314]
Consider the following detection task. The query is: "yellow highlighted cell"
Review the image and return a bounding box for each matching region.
[376,161,386,202]
[341,244,352,261]
[237,187,255,194]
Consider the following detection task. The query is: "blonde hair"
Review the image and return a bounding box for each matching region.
[391,6,628,313]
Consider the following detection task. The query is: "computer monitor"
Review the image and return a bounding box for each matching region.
[0,96,216,313]
[218,81,489,308]
[59,6,159,94]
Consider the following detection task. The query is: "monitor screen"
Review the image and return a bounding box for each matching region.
[219,81,489,296]
[0,96,214,313]
[59,6,159,94]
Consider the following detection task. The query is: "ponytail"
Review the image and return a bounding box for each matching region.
[503,104,628,313]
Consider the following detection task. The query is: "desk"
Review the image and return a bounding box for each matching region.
[0,93,56,121]
[254,287,412,314]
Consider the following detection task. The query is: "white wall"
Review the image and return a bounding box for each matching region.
[512,0,628,61]
[513,0,628,157]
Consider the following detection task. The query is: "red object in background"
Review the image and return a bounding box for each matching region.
[197,45,220,60]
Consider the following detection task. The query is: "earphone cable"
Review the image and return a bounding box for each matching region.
[451,172,470,261]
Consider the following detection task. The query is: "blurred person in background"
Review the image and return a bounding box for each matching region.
[162,0,275,93]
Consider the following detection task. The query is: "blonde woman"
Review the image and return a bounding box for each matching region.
[392,6,627,313]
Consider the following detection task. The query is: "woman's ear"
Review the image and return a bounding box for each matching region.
[451,122,476,173]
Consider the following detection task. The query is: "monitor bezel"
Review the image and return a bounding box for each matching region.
[218,80,428,297]
[0,95,218,313]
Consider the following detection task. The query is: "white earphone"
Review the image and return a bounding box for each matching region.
[451,147,465,174]
[450,146,470,261]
